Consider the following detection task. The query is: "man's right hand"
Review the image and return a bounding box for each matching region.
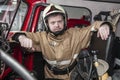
[18,35,34,50]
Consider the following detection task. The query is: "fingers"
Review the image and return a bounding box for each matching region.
[97,25,110,40]
[18,36,33,49]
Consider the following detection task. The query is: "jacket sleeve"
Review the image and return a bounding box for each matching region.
[91,21,113,31]
[11,31,42,52]
[24,32,42,52]
[79,21,113,49]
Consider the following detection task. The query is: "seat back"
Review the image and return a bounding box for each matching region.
[88,31,115,75]
[89,32,115,60]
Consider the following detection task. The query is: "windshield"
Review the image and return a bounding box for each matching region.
[0,0,20,27]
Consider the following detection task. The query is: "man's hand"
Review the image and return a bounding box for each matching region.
[18,35,35,51]
[97,24,110,40]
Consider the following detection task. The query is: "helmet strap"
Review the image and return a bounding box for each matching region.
[48,25,67,36]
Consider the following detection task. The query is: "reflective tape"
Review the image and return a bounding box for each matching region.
[44,53,78,66]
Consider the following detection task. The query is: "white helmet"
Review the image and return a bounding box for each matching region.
[42,4,67,31]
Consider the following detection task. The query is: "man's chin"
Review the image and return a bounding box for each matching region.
[50,27,67,36]
[52,30,64,36]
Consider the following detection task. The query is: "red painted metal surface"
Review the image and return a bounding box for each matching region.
[30,6,45,32]
[1,46,23,79]
[21,0,46,31]
[20,0,46,72]
[1,0,46,79]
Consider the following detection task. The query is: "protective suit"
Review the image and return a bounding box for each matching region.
[23,22,103,80]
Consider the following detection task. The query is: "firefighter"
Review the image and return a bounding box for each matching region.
[12,4,112,80]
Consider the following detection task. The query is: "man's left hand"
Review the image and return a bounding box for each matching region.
[97,24,110,40]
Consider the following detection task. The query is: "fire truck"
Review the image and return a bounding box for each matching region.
[0,0,119,80]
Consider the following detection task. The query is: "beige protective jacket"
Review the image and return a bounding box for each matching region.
[22,21,103,80]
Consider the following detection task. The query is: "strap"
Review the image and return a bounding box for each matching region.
[46,60,77,75]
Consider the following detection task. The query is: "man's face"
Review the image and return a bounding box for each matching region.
[47,14,64,33]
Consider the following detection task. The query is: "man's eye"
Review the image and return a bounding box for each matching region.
[51,22,55,24]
